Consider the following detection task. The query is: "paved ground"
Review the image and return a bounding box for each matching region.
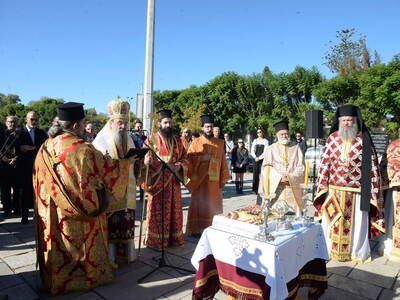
[1,173,400,300]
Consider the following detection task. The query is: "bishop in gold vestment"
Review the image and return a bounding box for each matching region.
[33,103,131,294]
[93,98,138,265]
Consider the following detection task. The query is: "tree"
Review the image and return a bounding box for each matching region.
[28,97,64,129]
[0,93,21,111]
[373,50,381,65]
[324,29,377,76]
[313,74,360,111]
[0,103,27,125]
[236,74,270,130]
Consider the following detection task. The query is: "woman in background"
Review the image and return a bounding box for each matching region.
[251,129,269,194]
[232,139,249,194]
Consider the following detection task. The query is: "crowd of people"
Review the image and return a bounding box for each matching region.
[1,100,399,296]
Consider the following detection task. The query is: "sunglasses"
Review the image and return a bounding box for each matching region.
[30,118,38,121]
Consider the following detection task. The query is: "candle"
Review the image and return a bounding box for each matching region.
[304,161,309,186]
[264,166,270,196]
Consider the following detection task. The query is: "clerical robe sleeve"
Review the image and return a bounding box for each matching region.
[291,146,305,179]
[174,137,190,185]
[388,139,400,187]
[186,138,206,191]
[59,144,130,217]
[314,135,333,209]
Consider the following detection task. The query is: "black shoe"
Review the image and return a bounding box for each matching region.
[21,217,28,224]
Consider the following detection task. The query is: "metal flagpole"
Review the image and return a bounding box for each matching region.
[142,0,155,132]
[137,0,155,258]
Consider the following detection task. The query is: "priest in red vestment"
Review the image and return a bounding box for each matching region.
[314,104,384,263]
[33,103,132,294]
[143,109,189,250]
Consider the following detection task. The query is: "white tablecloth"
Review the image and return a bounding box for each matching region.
[191,222,329,300]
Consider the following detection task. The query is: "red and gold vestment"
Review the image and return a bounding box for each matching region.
[314,131,383,262]
[144,133,188,250]
[33,133,130,294]
[387,138,400,258]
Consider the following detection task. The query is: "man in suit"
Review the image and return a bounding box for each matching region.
[1,116,21,217]
[17,111,48,223]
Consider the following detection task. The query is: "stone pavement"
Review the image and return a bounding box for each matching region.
[1,173,400,300]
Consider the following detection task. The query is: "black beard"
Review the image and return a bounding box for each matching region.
[159,127,173,138]
[204,133,213,139]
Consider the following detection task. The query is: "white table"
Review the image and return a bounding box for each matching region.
[191,219,329,300]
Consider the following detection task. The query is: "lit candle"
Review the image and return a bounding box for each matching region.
[304,161,309,186]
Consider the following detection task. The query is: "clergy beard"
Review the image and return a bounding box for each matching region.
[204,133,213,139]
[159,127,173,138]
[339,123,358,141]
[111,129,128,158]
[277,137,290,145]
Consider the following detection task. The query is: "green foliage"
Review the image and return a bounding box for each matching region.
[84,107,109,131]
[154,67,324,138]
[0,95,106,133]
[27,97,64,129]
[3,51,399,141]
[315,55,400,138]
[324,29,379,76]
[0,103,28,125]
[0,93,21,112]
[313,73,360,110]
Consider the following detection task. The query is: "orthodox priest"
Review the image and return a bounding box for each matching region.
[33,102,132,294]
[258,120,305,214]
[314,104,384,263]
[92,98,138,265]
[380,138,400,261]
[186,114,230,236]
[143,109,188,250]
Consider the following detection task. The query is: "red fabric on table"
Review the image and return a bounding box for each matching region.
[193,255,327,300]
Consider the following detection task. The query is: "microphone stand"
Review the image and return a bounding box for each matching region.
[137,145,194,283]
[0,131,19,161]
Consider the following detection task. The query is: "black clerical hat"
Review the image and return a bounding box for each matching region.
[273,120,289,132]
[157,109,172,120]
[57,102,85,121]
[200,114,214,125]
[337,104,358,117]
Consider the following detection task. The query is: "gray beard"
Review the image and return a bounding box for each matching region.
[339,124,358,141]
[112,129,128,158]
[277,137,290,145]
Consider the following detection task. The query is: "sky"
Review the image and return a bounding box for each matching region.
[1,0,399,114]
